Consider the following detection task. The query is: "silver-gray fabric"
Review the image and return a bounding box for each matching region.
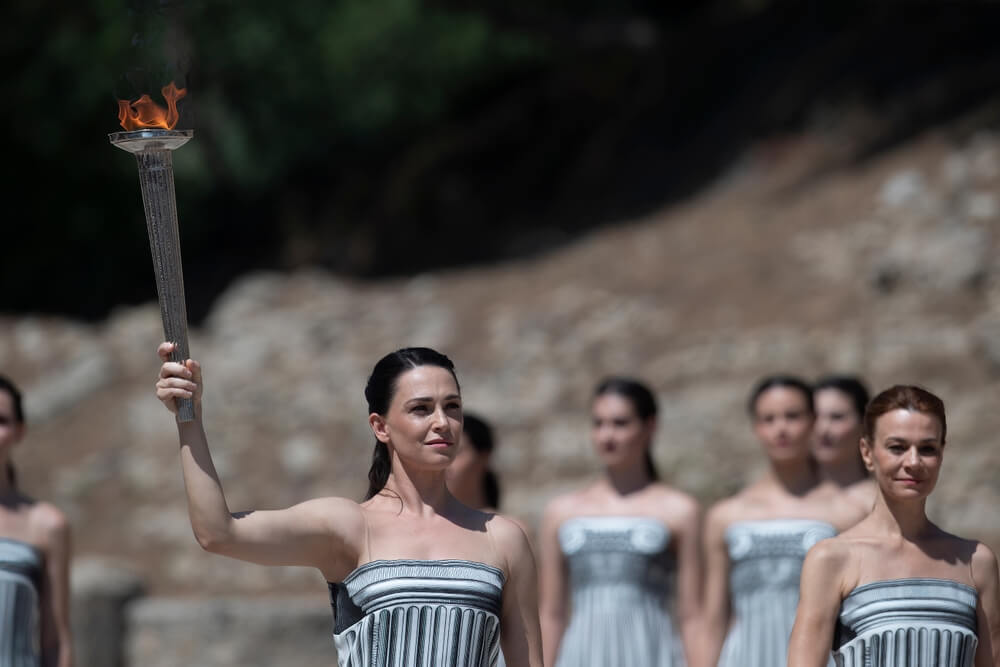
[329,559,504,667]
[0,538,41,667]
[834,578,978,667]
[555,516,684,667]
[717,519,836,667]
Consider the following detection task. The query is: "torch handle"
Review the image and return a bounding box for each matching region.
[135,149,196,423]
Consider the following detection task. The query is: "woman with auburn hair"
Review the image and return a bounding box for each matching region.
[701,376,868,667]
[812,376,876,508]
[0,375,73,667]
[789,385,1000,667]
[155,344,542,667]
[538,377,702,667]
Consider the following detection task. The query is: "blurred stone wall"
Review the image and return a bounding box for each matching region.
[4,129,1000,661]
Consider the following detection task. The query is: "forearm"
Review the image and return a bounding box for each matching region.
[540,611,565,667]
[41,637,72,667]
[176,417,235,549]
[679,614,703,667]
[698,612,728,667]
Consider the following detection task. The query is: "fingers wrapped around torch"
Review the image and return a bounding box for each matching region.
[156,341,203,415]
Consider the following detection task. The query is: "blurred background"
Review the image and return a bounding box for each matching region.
[4,0,1000,665]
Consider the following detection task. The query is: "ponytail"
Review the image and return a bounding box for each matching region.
[644,451,659,481]
[365,441,392,501]
[482,470,500,510]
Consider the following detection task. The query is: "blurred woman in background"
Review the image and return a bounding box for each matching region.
[0,375,73,667]
[789,385,1000,667]
[447,413,501,511]
[538,377,701,667]
[812,375,876,508]
[155,344,542,667]
[701,375,866,667]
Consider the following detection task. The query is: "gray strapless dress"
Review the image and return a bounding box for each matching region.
[0,538,42,667]
[328,559,504,667]
[834,578,979,667]
[717,519,836,667]
[555,516,684,667]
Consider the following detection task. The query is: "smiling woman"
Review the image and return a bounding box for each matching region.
[789,385,1000,667]
[154,344,542,667]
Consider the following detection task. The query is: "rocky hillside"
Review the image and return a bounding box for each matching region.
[4,125,1000,595]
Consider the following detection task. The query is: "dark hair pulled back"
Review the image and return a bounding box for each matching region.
[462,413,500,509]
[594,377,659,480]
[747,375,814,417]
[0,375,24,489]
[815,375,870,420]
[363,348,459,500]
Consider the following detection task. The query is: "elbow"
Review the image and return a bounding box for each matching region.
[192,526,230,553]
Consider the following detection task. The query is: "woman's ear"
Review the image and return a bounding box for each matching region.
[859,436,875,472]
[369,413,390,444]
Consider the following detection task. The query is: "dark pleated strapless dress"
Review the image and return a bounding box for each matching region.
[329,559,504,667]
[717,519,836,667]
[834,578,978,667]
[555,516,684,667]
[0,537,42,667]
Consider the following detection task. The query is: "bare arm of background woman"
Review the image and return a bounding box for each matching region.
[537,498,569,667]
[494,516,544,667]
[672,498,704,667]
[699,504,733,667]
[38,506,72,667]
[787,539,848,667]
[971,543,1000,667]
[155,342,363,574]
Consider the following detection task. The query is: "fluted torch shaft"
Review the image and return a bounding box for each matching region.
[134,148,194,422]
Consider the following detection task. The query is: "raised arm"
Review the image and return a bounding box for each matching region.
[494,516,544,667]
[671,497,704,667]
[155,342,363,576]
[37,504,72,667]
[537,499,569,667]
[971,543,1000,667]
[699,504,732,667]
[788,539,848,667]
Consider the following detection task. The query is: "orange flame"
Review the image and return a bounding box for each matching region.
[117,81,187,131]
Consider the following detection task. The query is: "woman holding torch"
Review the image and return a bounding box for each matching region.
[789,385,1000,667]
[0,375,73,667]
[155,343,542,667]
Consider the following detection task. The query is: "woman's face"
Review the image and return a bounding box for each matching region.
[861,409,943,501]
[812,388,863,466]
[371,365,463,471]
[752,386,815,464]
[445,431,488,491]
[591,393,653,471]
[0,390,23,461]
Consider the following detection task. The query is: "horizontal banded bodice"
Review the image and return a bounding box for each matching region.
[329,559,504,667]
[834,578,979,667]
[718,519,836,667]
[556,516,683,667]
[0,537,42,667]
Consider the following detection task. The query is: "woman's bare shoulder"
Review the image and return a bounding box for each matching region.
[971,541,1000,593]
[540,486,596,524]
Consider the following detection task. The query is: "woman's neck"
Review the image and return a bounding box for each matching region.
[383,463,453,516]
[448,479,488,510]
[767,456,819,496]
[869,492,931,540]
[603,464,652,496]
[819,456,869,488]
